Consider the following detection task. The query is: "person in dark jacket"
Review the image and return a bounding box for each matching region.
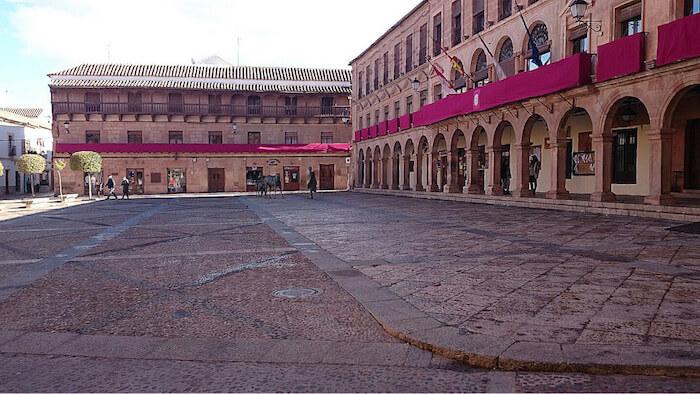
[120,177,130,200]
[105,175,118,200]
[307,166,317,199]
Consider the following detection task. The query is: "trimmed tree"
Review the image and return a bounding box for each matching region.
[16,154,47,197]
[69,151,102,199]
[54,159,66,199]
[0,161,4,176]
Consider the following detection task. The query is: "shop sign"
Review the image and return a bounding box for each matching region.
[573,151,595,176]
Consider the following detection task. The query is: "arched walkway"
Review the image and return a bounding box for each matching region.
[466,126,487,194]
[372,146,382,188]
[556,107,594,199]
[489,121,516,196]
[516,114,551,197]
[364,147,372,188]
[381,144,391,189]
[357,149,365,188]
[447,130,466,193]
[431,133,448,192]
[416,136,430,192]
[404,139,415,190]
[392,141,402,190]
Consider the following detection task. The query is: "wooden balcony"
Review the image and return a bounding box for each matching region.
[52,102,351,119]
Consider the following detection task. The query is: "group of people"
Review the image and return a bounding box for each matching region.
[104,175,131,200]
[499,154,541,195]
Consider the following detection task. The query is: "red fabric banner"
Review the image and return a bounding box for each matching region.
[378,121,388,136]
[597,33,645,82]
[657,13,700,66]
[399,114,411,130]
[354,130,361,142]
[387,118,399,134]
[368,125,378,139]
[413,91,475,126]
[56,143,350,154]
[361,128,369,140]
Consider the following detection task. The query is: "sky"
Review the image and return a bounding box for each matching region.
[0,0,421,116]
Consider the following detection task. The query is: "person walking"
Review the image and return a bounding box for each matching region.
[105,175,118,200]
[120,177,130,200]
[307,166,317,199]
[500,157,511,195]
[529,155,541,196]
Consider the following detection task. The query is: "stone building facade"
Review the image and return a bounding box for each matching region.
[351,0,700,206]
[49,64,352,195]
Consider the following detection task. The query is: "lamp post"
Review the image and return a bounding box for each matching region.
[63,121,70,134]
[411,77,420,91]
[568,0,603,33]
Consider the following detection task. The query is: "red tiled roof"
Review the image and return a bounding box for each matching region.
[0,107,43,118]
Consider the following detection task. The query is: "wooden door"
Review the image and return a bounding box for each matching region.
[283,166,300,191]
[319,164,334,190]
[208,168,225,192]
[686,120,700,189]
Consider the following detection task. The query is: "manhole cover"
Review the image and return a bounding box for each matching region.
[272,287,321,299]
[173,310,192,318]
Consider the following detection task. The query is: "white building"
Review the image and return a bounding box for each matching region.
[0,108,53,195]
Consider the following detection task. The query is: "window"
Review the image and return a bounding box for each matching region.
[526,23,551,71]
[285,96,298,115]
[359,117,364,129]
[383,52,389,85]
[168,93,183,113]
[499,0,512,20]
[383,106,390,121]
[569,26,589,54]
[434,84,443,101]
[394,43,402,79]
[169,131,183,144]
[394,101,401,118]
[433,13,443,57]
[85,92,101,112]
[365,65,371,94]
[498,38,515,77]
[405,34,414,73]
[406,96,414,114]
[85,130,100,143]
[373,58,380,89]
[419,90,428,107]
[686,0,700,15]
[167,168,187,193]
[208,131,223,144]
[248,132,261,144]
[321,132,334,144]
[452,1,462,46]
[358,72,364,97]
[374,110,380,125]
[419,24,428,65]
[247,96,261,115]
[128,92,142,112]
[613,128,637,184]
[473,50,489,86]
[285,132,298,144]
[127,131,142,144]
[473,0,485,35]
[321,97,334,115]
[616,1,642,38]
[365,114,371,127]
[208,94,222,114]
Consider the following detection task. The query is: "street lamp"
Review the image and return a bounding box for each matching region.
[568,0,603,32]
[411,77,420,91]
[63,121,70,134]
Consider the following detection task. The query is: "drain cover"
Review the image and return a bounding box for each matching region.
[173,310,192,318]
[272,287,321,299]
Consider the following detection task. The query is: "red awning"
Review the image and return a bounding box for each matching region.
[399,114,411,130]
[379,121,388,136]
[354,130,361,142]
[657,13,700,66]
[56,143,350,154]
[597,33,645,82]
[387,118,399,134]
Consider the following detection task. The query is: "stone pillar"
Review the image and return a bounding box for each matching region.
[371,158,379,189]
[427,152,439,192]
[364,159,372,188]
[381,158,389,189]
[402,155,412,190]
[465,148,483,194]
[486,145,504,196]
[415,153,425,192]
[591,134,616,202]
[444,151,459,193]
[644,128,676,205]
[391,156,400,190]
[546,139,570,200]
[512,143,532,197]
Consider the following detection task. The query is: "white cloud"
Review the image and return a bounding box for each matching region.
[11,0,421,70]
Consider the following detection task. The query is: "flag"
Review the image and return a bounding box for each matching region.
[477,33,507,81]
[428,58,455,96]
[518,11,543,67]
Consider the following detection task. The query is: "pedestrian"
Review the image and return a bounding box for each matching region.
[500,158,511,195]
[105,175,118,200]
[529,155,541,196]
[307,166,317,199]
[120,177,130,200]
[90,174,97,196]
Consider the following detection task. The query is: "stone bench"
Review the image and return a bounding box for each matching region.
[60,194,79,203]
[22,197,52,209]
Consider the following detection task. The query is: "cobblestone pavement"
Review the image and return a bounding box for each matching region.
[0,195,699,391]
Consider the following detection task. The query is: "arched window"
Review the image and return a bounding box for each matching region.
[472,50,489,87]
[450,56,467,92]
[498,38,515,78]
[526,23,551,71]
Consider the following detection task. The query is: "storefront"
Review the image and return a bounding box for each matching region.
[167,168,187,193]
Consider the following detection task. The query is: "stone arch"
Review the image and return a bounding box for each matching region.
[521,21,551,70]
[449,129,467,192]
[373,145,382,188]
[403,138,416,190]
[416,135,430,191]
[431,133,448,191]
[496,36,515,78]
[489,120,516,195]
[392,141,403,190]
[357,148,365,188]
[466,125,488,194]
[471,49,488,86]
[382,143,392,189]
[365,147,373,188]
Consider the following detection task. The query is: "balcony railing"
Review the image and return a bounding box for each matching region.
[53,102,350,118]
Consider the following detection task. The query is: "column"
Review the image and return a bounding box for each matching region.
[444,151,459,193]
[372,157,380,188]
[364,158,372,188]
[512,143,531,197]
[428,152,439,192]
[546,139,570,200]
[590,134,615,202]
[486,145,504,196]
[402,155,412,190]
[381,158,389,189]
[644,128,676,205]
[465,148,483,194]
[391,156,400,190]
[415,153,425,192]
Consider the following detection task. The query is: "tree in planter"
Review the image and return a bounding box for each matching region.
[69,151,102,200]
[54,159,66,199]
[16,154,47,197]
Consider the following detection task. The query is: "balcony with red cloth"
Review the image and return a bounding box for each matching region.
[597,33,645,82]
[56,143,350,155]
[657,12,700,66]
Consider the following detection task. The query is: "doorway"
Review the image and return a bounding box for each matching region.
[208,168,225,192]
[283,166,300,191]
[246,167,263,192]
[319,164,335,190]
[686,119,700,189]
[126,169,144,194]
